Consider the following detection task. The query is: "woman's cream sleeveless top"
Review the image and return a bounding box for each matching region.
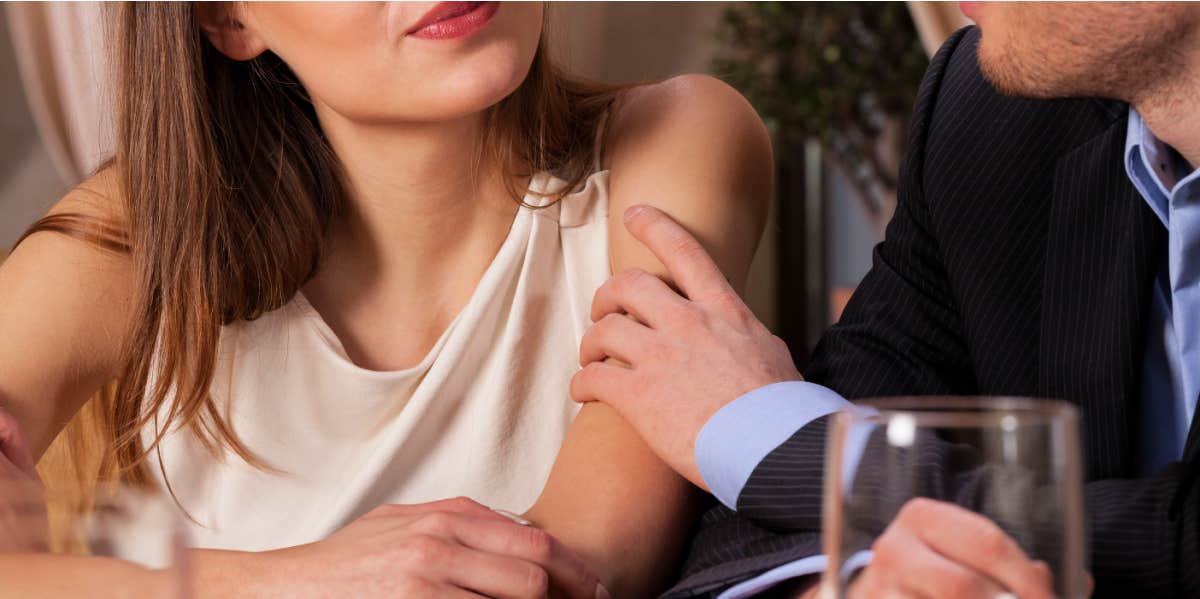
[143,170,611,551]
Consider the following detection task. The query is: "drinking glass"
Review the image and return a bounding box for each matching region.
[819,397,1086,598]
[0,481,189,597]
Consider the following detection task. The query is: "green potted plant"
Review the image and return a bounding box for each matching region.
[714,2,927,358]
[715,1,927,231]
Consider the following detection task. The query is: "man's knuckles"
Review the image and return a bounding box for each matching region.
[652,301,699,335]
[895,497,942,527]
[612,268,655,298]
[938,569,997,598]
[570,363,607,399]
[869,528,909,570]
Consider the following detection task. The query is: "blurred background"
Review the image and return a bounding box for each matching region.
[0,2,968,364]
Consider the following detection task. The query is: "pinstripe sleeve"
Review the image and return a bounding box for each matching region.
[695,382,850,509]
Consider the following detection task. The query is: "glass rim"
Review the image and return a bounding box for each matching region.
[0,480,183,523]
[835,396,1079,428]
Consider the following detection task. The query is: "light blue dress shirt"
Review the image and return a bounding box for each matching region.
[695,107,1200,597]
[1125,109,1200,475]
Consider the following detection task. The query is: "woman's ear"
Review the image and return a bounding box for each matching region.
[197,4,267,61]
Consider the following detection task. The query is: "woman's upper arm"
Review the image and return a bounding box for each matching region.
[526,75,772,594]
[0,170,133,457]
[605,73,772,292]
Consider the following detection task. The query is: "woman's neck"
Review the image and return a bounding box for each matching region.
[299,104,523,370]
[319,107,520,279]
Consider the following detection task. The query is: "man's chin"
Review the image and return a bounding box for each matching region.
[976,39,1060,100]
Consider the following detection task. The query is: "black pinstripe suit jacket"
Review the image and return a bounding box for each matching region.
[663,27,1200,598]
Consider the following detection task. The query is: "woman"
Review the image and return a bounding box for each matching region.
[0,2,771,597]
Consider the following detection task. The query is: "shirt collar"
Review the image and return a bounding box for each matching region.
[1125,108,1200,227]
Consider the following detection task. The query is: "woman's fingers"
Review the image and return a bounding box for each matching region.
[0,479,48,552]
[362,500,603,598]
[426,513,602,599]
[0,409,38,481]
[0,410,46,553]
[365,496,509,523]
[409,533,549,599]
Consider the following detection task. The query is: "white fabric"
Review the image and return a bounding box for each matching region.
[144,170,611,551]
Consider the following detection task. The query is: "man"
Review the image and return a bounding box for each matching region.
[571,4,1200,598]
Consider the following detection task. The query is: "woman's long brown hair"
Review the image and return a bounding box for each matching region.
[20,3,620,507]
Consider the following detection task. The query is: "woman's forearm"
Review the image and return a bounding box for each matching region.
[526,403,702,597]
[0,548,281,599]
[0,553,170,598]
[189,548,282,597]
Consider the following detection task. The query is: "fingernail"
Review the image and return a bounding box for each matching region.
[624,204,646,222]
[491,508,532,527]
[595,583,612,599]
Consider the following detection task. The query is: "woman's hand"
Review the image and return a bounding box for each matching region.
[0,407,47,553]
[260,497,604,599]
[0,409,39,482]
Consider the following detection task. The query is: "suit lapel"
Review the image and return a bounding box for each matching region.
[1183,395,1200,466]
[1039,114,1165,479]
[1173,396,1200,517]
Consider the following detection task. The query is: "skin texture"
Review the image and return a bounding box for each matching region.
[0,2,770,598]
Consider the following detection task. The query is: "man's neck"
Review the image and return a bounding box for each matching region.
[1132,59,1200,170]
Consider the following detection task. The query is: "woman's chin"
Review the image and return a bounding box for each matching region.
[319,58,531,125]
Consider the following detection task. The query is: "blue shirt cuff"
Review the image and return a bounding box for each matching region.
[695,381,851,509]
[715,550,874,598]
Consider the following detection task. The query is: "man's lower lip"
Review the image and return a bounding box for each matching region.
[409,2,499,40]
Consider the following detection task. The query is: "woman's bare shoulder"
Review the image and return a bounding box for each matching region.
[9,166,131,293]
[602,74,773,292]
[604,74,772,182]
[48,165,127,222]
[0,165,135,454]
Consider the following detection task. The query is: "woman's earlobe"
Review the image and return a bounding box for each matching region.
[197,7,268,61]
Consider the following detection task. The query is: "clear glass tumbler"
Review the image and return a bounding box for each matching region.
[819,397,1086,599]
[0,481,189,598]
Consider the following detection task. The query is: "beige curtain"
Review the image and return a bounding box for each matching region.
[906,1,972,58]
[5,2,111,186]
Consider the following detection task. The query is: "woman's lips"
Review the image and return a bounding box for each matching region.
[407,2,500,40]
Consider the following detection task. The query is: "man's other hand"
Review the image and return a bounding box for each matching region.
[570,205,801,490]
[844,498,1063,599]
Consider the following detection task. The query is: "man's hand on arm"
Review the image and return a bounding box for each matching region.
[570,205,802,490]
[571,207,1086,599]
